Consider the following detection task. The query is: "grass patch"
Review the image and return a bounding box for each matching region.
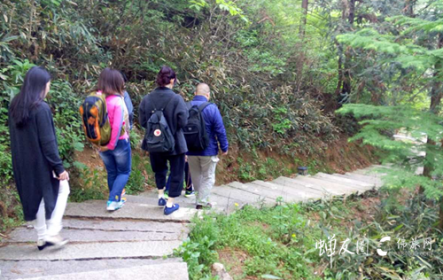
[175,199,327,280]
[176,189,443,280]
[0,184,23,236]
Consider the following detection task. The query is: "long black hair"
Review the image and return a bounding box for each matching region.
[10,66,51,127]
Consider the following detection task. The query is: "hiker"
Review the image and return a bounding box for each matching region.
[139,66,188,215]
[96,68,131,211]
[165,158,195,199]
[9,66,70,250]
[186,83,228,209]
[121,72,134,130]
[124,90,134,130]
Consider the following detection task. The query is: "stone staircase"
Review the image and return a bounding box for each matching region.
[0,165,386,280]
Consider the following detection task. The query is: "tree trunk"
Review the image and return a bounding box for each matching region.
[28,0,35,45]
[337,0,356,106]
[299,0,309,36]
[440,198,443,230]
[296,0,309,93]
[404,0,415,16]
[422,35,443,184]
[335,40,343,97]
[421,34,443,229]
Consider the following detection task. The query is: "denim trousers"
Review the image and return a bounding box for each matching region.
[100,139,132,202]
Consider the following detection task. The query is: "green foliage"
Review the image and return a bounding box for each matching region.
[338,104,443,200]
[126,153,146,195]
[237,157,255,181]
[0,185,23,233]
[0,0,338,157]
[322,190,443,280]
[272,107,293,135]
[189,0,248,22]
[174,215,219,280]
[49,80,85,168]
[179,191,443,280]
[70,164,106,202]
[0,60,35,181]
[176,202,321,280]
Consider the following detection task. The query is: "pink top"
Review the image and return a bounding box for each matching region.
[105,94,129,150]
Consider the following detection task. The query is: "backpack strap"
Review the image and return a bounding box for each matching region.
[186,101,193,110]
[161,97,174,111]
[198,102,211,112]
[150,94,174,112]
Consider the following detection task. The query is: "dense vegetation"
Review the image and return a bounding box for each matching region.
[0,0,365,225]
[178,189,443,279]
[1,0,443,278]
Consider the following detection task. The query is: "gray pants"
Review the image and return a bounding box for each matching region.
[188,156,219,206]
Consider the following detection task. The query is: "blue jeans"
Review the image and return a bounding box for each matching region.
[99,139,131,202]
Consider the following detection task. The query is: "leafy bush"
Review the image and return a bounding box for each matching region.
[48,80,85,167]
[0,59,35,181]
[126,153,146,195]
[176,202,323,280]
[69,165,106,203]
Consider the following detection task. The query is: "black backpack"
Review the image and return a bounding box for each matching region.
[144,98,175,153]
[184,102,211,152]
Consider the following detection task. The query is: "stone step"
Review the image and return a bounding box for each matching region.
[206,193,250,213]
[235,180,316,203]
[60,218,188,233]
[273,177,342,196]
[17,262,189,280]
[295,176,359,195]
[0,258,183,279]
[211,185,275,205]
[136,191,242,213]
[64,201,199,222]
[0,240,182,261]
[250,180,323,201]
[125,194,196,207]
[294,175,364,194]
[227,181,282,201]
[338,173,384,188]
[85,197,196,209]
[271,177,328,197]
[351,166,387,177]
[314,173,374,190]
[5,226,187,244]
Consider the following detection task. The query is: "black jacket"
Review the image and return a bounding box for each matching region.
[9,102,65,221]
[139,87,188,155]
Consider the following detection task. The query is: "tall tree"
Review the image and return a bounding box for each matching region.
[299,0,309,36]
[337,6,443,229]
[296,0,309,92]
[334,0,356,107]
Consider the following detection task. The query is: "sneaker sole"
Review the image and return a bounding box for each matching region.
[46,239,69,249]
[164,206,180,215]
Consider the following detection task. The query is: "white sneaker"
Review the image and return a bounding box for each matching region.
[45,235,69,248]
[107,201,124,211]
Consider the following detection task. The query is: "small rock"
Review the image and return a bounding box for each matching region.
[212,263,233,280]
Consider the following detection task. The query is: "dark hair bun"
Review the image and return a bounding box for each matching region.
[156,66,176,87]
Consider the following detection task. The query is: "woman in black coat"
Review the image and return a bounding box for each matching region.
[139,66,188,215]
[9,67,70,250]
